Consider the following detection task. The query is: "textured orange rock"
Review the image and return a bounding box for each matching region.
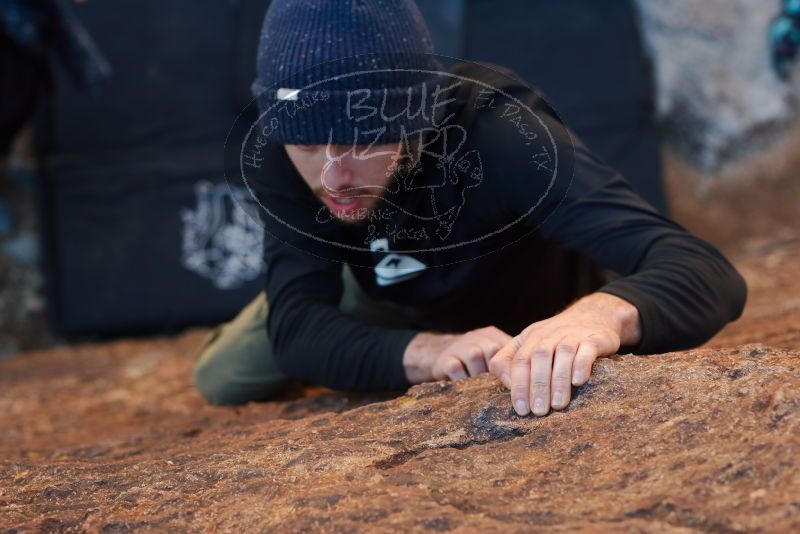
[1,238,799,532]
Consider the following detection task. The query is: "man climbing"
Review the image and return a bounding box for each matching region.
[194,0,747,417]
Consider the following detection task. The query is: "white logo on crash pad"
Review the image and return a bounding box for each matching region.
[181,181,264,290]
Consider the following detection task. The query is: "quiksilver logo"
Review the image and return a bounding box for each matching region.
[370,238,426,286]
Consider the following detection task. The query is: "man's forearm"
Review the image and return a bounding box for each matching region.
[268,295,420,391]
[596,234,747,354]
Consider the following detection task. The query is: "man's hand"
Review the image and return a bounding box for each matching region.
[489,292,641,417]
[403,327,513,384]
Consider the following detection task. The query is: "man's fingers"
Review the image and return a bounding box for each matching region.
[528,338,557,416]
[572,337,603,386]
[480,326,514,346]
[510,349,532,415]
[489,336,520,387]
[472,338,504,368]
[551,339,578,410]
[455,343,488,376]
[434,355,468,381]
[468,327,513,367]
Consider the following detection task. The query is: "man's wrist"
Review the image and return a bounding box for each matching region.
[574,292,642,347]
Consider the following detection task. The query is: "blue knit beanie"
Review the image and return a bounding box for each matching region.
[252,0,444,145]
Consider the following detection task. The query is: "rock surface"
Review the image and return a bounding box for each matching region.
[634,0,799,170]
[1,237,799,532]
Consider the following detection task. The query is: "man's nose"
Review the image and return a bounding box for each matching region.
[321,160,355,192]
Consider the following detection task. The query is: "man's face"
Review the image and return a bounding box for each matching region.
[284,142,404,222]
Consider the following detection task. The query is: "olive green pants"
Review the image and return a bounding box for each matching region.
[192,268,417,405]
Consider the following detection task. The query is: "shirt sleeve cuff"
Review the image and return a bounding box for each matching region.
[596,281,657,355]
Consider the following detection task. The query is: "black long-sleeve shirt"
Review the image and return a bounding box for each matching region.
[248,62,747,392]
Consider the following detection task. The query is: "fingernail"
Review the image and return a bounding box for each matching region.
[501,373,510,386]
[514,399,528,415]
[533,398,546,414]
[572,372,584,385]
[552,392,564,406]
